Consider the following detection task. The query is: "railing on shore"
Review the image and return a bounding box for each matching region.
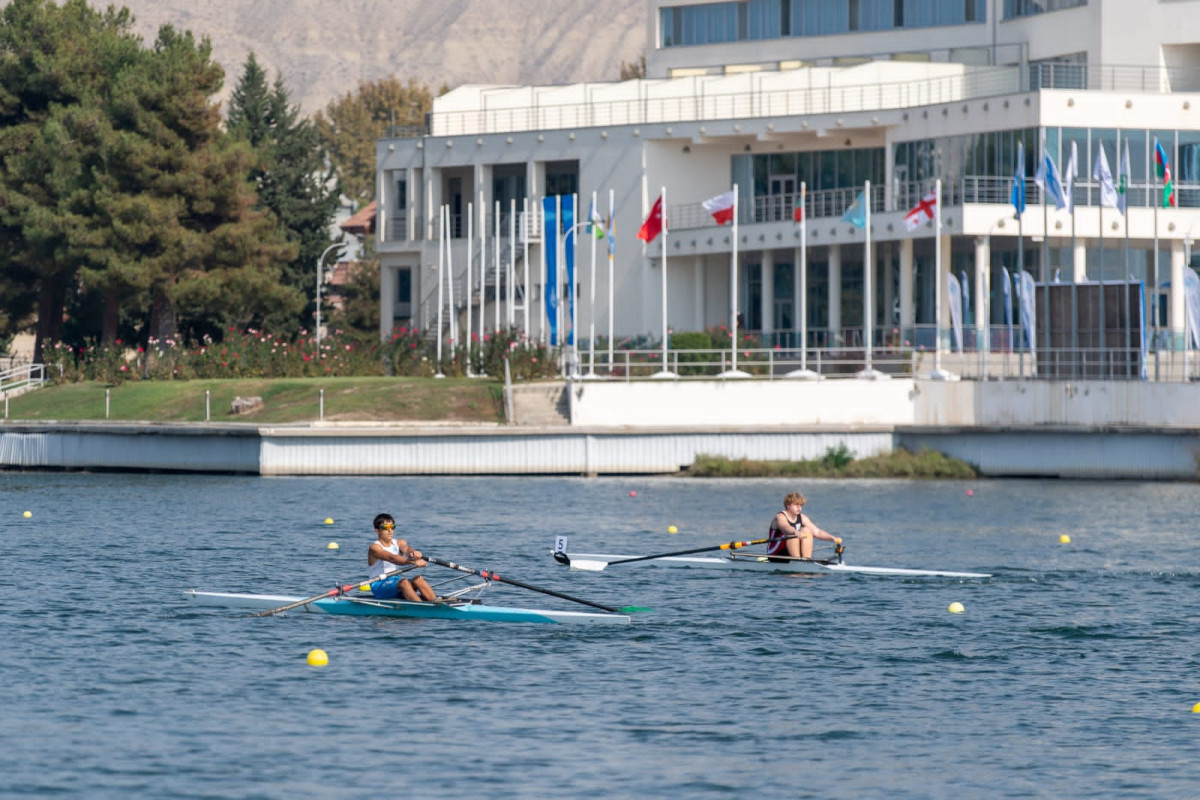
[563,344,1199,382]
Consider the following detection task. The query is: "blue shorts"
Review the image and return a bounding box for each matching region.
[370,573,409,599]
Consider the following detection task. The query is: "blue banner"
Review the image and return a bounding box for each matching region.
[542,197,559,344]
[541,195,576,346]
[563,196,575,347]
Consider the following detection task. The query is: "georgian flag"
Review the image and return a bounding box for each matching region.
[702,190,736,225]
[903,192,937,231]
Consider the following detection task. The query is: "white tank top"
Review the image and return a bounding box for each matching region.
[368,540,400,579]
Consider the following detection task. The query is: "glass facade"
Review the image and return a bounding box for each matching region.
[661,0,986,47]
[1002,0,1086,20]
[740,147,886,195]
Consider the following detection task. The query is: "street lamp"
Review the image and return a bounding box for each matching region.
[316,241,346,351]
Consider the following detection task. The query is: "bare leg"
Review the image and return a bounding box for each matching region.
[397,579,421,602]
[412,576,437,601]
[800,533,814,559]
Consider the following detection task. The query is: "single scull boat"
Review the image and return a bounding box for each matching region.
[184,589,633,625]
[552,538,990,579]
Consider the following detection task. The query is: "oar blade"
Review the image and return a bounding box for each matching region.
[567,559,610,572]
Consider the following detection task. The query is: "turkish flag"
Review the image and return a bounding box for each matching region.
[637,195,664,242]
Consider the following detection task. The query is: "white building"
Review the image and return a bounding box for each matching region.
[375,0,1200,377]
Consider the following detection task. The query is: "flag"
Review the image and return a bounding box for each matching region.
[637,194,664,242]
[1117,140,1131,215]
[1155,139,1176,208]
[586,198,605,239]
[841,191,867,228]
[1011,140,1026,217]
[1035,152,1067,211]
[1018,270,1037,357]
[1063,141,1078,213]
[948,274,963,354]
[903,192,937,231]
[793,195,804,223]
[1093,143,1118,209]
[542,197,561,343]
[1002,266,1013,352]
[960,270,971,320]
[702,190,736,225]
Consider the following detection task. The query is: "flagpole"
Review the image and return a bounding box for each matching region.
[436,204,445,377]
[539,195,547,345]
[555,193,562,351]
[862,179,875,376]
[523,197,531,337]
[589,189,598,376]
[570,192,579,376]
[731,183,739,373]
[479,190,486,349]
[466,200,474,376]
[931,176,940,376]
[1098,159,1106,376]
[495,199,501,336]
[800,181,808,372]
[510,197,517,328]
[661,185,669,375]
[447,204,457,350]
[607,188,615,373]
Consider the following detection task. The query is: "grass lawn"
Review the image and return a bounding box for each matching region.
[4,377,505,424]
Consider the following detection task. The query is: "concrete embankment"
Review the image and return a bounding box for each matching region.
[2,379,1198,479]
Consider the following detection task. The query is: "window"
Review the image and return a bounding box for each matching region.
[1003,0,1086,20]
[395,179,407,210]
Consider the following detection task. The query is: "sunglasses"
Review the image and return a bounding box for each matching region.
[379,523,395,530]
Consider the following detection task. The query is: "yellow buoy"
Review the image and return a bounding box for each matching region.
[948,602,965,614]
[307,649,329,667]
[667,525,678,534]
[324,517,334,525]
[1192,702,1200,714]
[1059,534,1071,544]
[23,511,32,518]
[326,542,339,550]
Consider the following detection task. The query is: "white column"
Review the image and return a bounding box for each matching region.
[380,266,397,340]
[975,236,990,353]
[1170,240,1186,346]
[938,233,952,344]
[828,244,842,341]
[899,238,914,340]
[761,249,775,335]
[1073,240,1087,282]
[693,256,705,330]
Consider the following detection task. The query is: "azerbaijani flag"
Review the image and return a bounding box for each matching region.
[1155,139,1176,208]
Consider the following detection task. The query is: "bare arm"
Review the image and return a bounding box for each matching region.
[801,514,841,545]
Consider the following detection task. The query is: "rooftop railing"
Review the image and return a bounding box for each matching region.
[384,62,1200,140]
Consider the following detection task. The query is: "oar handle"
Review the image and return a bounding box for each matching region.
[427,557,620,613]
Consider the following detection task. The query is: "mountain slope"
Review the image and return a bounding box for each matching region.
[106,0,647,114]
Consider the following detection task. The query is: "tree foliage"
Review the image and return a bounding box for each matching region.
[227,52,341,331]
[314,76,432,204]
[0,1,306,358]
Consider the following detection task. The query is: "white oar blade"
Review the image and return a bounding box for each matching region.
[567,559,610,572]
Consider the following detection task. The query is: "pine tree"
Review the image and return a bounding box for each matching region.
[228,55,341,333]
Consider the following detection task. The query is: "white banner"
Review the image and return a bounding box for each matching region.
[1186,269,1200,350]
[948,275,963,354]
[1019,270,1037,357]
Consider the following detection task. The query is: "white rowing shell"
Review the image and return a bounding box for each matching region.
[561,552,991,579]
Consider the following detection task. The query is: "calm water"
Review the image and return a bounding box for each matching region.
[1,473,1198,799]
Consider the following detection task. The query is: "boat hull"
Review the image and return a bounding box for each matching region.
[184,590,631,625]
[559,553,990,579]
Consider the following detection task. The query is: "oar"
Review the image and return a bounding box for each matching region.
[251,567,416,617]
[426,557,644,614]
[562,535,800,572]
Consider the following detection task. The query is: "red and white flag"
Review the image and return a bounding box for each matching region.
[904,192,938,231]
[702,190,735,225]
[637,194,664,242]
[793,199,804,223]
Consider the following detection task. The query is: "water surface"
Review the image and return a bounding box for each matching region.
[1,474,1196,798]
